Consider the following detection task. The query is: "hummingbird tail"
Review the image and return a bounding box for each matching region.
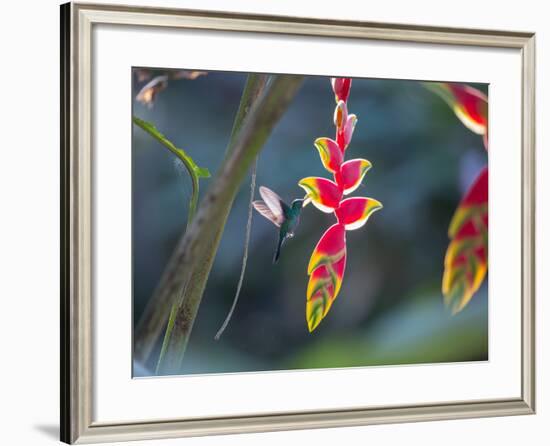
[273,236,283,264]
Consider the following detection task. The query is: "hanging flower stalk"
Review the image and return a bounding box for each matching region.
[298,78,382,332]
[425,82,489,313]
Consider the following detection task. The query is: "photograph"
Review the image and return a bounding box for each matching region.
[131,69,489,377]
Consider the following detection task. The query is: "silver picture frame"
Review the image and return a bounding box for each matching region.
[60,2,536,443]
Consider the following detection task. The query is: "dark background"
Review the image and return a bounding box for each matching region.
[132,70,488,376]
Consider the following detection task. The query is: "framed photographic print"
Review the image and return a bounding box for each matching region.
[60,2,536,444]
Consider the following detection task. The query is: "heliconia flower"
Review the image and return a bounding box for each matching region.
[331,77,352,103]
[299,177,343,213]
[335,197,383,230]
[426,82,489,312]
[314,138,343,173]
[306,255,346,332]
[307,223,346,273]
[301,77,381,332]
[442,167,488,313]
[424,82,488,137]
[334,159,372,195]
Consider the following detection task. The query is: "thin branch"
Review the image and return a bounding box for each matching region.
[214,157,258,340]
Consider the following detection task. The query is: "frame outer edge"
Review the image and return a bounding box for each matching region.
[71,1,534,47]
[62,3,537,443]
[76,400,532,444]
[76,2,95,444]
[521,34,536,412]
[60,2,72,444]
[62,2,95,443]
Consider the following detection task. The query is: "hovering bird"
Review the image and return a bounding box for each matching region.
[253,186,304,264]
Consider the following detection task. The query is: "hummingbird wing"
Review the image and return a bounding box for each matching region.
[260,186,290,215]
[253,200,282,227]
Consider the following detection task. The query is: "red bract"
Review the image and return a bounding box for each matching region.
[425,82,488,149]
[299,177,342,213]
[442,167,488,313]
[331,78,352,103]
[334,100,357,150]
[307,223,346,273]
[446,84,488,136]
[335,159,372,195]
[307,255,347,329]
[300,78,382,332]
[313,137,343,173]
[335,197,382,231]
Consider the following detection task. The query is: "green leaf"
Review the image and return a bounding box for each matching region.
[194,166,211,178]
[133,116,211,230]
[133,116,210,178]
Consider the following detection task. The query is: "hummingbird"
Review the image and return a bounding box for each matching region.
[253,186,304,264]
